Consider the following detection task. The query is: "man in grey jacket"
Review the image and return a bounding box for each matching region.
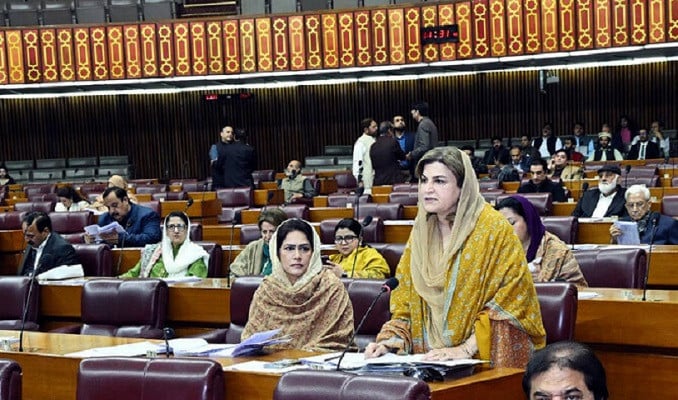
[408,101,439,181]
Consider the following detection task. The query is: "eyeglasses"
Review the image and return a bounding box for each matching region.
[281,244,312,254]
[167,224,187,232]
[335,235,358,244]
[625,201,648,209]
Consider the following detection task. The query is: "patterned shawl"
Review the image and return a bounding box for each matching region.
[242,219,354,352]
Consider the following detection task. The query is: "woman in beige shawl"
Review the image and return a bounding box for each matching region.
[365,147,545,368]
[241,218,354,352]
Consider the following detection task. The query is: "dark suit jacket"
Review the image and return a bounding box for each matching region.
[517,179,567,202]
[370,135,406,186]
[19,232,79,276]
[620,212,678,245]
[98,202,162,247]
[571,187,628,218]
[217,141,257,188]
[626,141,661,160]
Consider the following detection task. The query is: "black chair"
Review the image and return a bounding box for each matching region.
[141,0,174,20]
[108,0,140,22]
[41,0,74,25]
[6,1,39,27]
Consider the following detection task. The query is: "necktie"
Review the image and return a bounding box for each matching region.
[640,143,646,160]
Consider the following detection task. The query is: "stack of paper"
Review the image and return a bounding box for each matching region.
[84,221,126,241]
[231,328,291,357]
[300,352,486,370]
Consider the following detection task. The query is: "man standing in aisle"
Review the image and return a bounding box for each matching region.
[210,125,234,189]
[408,101,439,181]
[218,128,257,188]
[353,118,378,195]
[370,121,406,186]
[392,114,415,181]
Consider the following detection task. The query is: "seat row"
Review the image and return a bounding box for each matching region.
[0,355,433,400]
[3,156,129,183]
[0,0,175,27]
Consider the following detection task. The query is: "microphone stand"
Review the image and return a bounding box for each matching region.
[642,214,660,301]
[350,215,372,278]
[227,211,241,288]
[624,165,631,188]
[163,327,175,358]
[183,197,194,213]
[115,220,133,275]
[336,278,398,370]
[19,263,38,352]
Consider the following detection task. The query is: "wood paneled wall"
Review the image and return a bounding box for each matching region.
[1,61,676,180]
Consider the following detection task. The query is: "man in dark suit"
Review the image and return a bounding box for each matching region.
[518,158,567,202]
[88,187,162,247]
[370,121,406,186]
[392,114,415,180]
[572,165,628,218]
[19,212,79,276]
[216,128,257,189]
[209,125,234,189]
[610,184,678,244]
[626,129,661,160]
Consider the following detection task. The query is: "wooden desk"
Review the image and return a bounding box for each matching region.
[0,230,25,275]
[308,207,353,221]
[160,199,220,225]
[0,330,524,400]
[253,189,284,207]
[39,279,231,335]
[576,289,678,399]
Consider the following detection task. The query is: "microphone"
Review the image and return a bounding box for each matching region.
[199,181,209,204]
[261,191,274,213]
[354,185,365,222]
[19,253,51,352]
[227,211,242,288]
[642,213,660,301]
[181,160,189,182]
[163,327,175,358]
[624,165,631,188]
[350,215,373,278]
[336,277,399,370]
[115,220,133,275]
[183,197,194,213]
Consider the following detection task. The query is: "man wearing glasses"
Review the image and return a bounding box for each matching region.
[19,212,79,276]
[609,184,678,244]
[518,158,567,202]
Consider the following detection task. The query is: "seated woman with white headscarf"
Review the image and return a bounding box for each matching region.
[120,211,208,278]
[241,218,354,352]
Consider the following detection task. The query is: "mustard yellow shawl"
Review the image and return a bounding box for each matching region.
[376,148,545,367]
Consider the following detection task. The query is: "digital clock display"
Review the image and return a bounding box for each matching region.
[421,25,459,45]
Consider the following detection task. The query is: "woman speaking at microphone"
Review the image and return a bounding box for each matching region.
[364,147,545,368]
[325,218,390,279]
